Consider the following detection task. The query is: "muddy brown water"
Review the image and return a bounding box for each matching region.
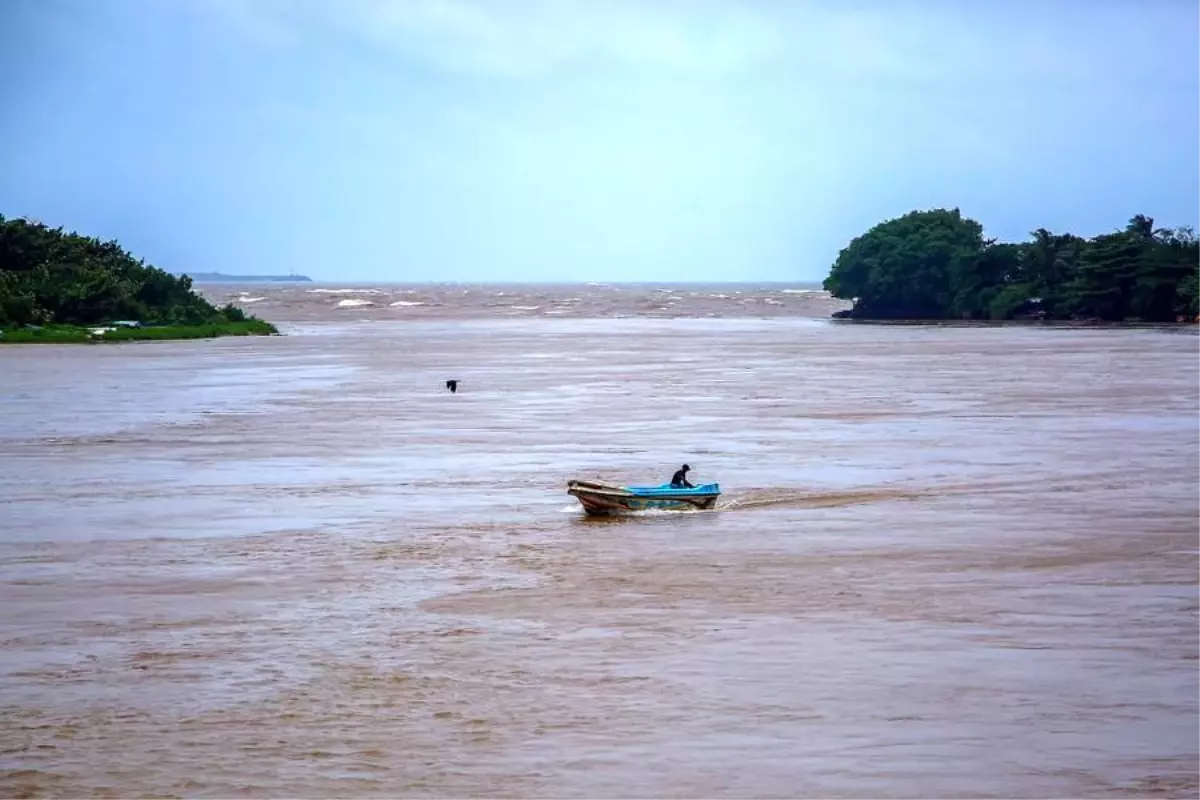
[1,284,1197,798]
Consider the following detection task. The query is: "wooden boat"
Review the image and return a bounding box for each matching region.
[566,479,721,516]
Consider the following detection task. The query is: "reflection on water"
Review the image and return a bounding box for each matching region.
[0,300,1197,798]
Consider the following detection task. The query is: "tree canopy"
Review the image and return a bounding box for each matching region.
[0,215,251,327]
[824,209,1199,322]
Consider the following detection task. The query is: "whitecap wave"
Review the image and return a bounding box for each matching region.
[510,305,540,311]
[309,288,382,295]
[389,301,426,307]
[336,299,375,308]
[781,288,821,295]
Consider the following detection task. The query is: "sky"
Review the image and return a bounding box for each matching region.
[1,0,1197,283]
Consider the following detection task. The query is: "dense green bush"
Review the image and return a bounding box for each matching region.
[0,215,266,327]
[825,209,1199,322]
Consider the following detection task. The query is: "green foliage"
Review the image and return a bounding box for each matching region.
[0,325,97,343]
[826,210,1200,322]
[823,208,986,320]
[1064,232,1143,320]
[1178,271,1200,318]
[99,320,276,340]
[0,320,277,344]
[1153,226,1200,318]
[220,303,248,323]
[0,214,274,331]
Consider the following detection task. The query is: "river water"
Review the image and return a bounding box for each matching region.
[1,284,1197,798]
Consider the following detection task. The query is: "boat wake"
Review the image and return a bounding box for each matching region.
[561,487,920,519]
[716,487,922,512]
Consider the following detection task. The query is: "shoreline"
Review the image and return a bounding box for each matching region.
[828,317,1199,329]
[0,320,279,344]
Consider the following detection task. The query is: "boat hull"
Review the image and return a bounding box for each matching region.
[567,480,720,516]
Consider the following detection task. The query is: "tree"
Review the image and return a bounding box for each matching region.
[825,210,1198,322]
[1178,270,1200,318]
[1125,228,1193,320]
[1064,232,1145,320]
[823,208,987,319]
[1151,226,1200,319]
[1023,228,1084,317]
[0,214,252,327]
[949,242,1026,320]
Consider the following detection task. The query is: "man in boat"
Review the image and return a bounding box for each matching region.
[670,464,695,489]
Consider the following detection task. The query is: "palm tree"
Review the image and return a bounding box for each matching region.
[1125,214,1155,239]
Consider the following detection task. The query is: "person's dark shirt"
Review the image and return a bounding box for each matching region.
[670,469,694,488]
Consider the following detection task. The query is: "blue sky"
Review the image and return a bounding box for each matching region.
[1,0,1197,283]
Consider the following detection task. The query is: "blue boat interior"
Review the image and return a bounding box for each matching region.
[625,483,720,496]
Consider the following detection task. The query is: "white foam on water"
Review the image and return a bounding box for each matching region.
[336,299,375,308]
[235,296,266,303]
[308,288,382,295]
[389,301,426,307]
[764,298,784,306]
[636,506,718,516]
[781,288,821,294]
[510,305,540,311]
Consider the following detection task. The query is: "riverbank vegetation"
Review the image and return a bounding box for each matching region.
[1,320,276,343]
[824,209,1199,322]
[0,215,278,339]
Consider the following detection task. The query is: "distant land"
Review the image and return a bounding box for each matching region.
[181,272,313,283]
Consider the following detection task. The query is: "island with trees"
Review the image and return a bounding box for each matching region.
[824,209,1199,323]
[0,215,278,343]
